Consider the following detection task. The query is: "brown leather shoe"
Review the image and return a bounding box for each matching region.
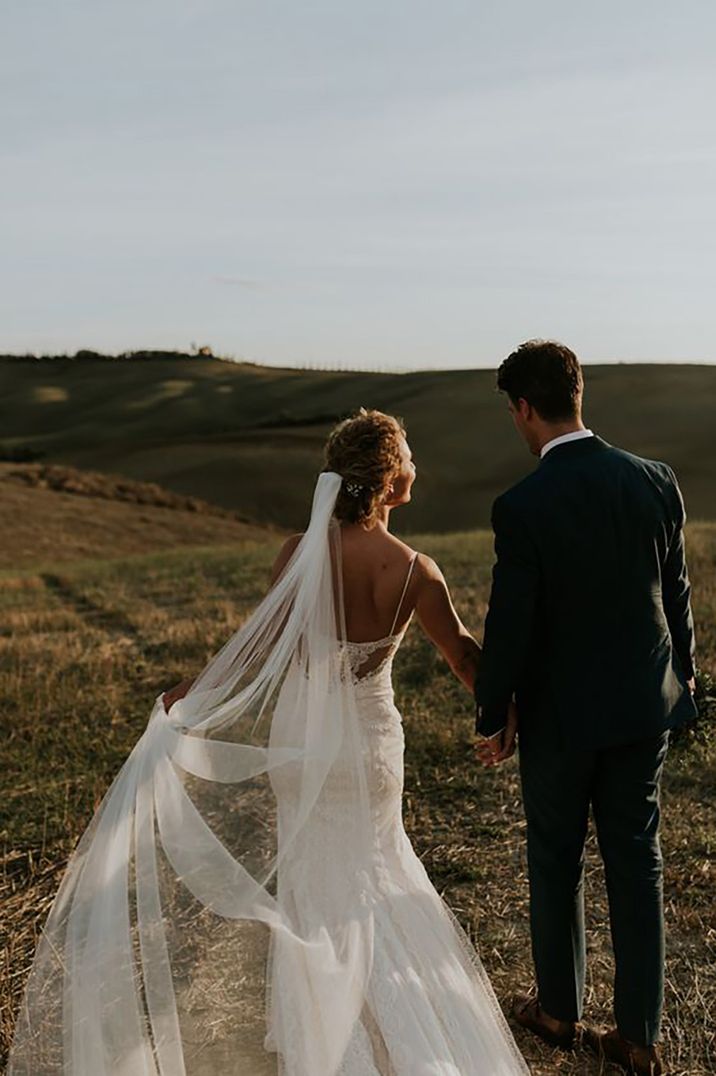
[584,1026,663,1075]
[512,994,577,1049]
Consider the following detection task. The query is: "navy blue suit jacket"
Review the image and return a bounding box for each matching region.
[474,436,697,750]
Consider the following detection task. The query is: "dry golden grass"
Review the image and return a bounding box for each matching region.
[1,520,714,1073]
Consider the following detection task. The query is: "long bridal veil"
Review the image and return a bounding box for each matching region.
[9,471,377,1076]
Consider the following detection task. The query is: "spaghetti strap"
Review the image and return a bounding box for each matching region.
[389,552,418,636]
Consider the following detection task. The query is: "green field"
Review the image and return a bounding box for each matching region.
[1,478,714,1074]
[2,352,715,530]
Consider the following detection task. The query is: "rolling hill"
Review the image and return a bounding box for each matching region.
[2,352,715,531]
[0,462,272,571]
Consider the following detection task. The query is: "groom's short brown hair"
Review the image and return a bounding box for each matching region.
[497,339,583,421]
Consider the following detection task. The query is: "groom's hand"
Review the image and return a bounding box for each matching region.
[474,700,518,767]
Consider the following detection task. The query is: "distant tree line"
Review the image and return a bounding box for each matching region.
[0,349,211,363]
[0,348,415,374]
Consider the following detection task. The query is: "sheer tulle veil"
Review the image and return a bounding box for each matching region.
[9,471,379,1076]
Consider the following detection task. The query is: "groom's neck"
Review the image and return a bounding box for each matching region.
[533,417,587,456]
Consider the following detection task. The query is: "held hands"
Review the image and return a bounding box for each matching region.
[474,699,519,768]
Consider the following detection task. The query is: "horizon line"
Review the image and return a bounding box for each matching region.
[1,348,715,376]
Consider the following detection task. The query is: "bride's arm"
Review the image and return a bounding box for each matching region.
[162,676,194,711]
[413,555,481,691]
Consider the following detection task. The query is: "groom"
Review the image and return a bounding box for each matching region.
[473,340,697,1075]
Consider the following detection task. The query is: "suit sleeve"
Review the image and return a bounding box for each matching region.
[662,468,697,680]
[474,494,540,737]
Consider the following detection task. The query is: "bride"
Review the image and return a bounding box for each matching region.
[9,409,528,1075]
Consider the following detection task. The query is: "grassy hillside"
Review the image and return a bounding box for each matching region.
[2,352,715,531]
[0,463,274,571]
[1,484,714,1072]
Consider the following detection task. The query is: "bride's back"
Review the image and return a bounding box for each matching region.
[338,525,417,643]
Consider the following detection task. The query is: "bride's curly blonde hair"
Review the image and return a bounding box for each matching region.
[324,408,407,527]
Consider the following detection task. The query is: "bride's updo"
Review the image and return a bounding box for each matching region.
[324,408,407,527]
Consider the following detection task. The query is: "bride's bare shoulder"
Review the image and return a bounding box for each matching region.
[398,544,444,585]
[412,554,450,604]
[372,527,442,579]
[391,544,447,606]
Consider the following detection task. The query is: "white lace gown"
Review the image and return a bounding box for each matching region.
[265,560,530,1076]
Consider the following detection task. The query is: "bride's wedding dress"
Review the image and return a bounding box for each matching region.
[267,555,529,1075]
[9,473,527,1076]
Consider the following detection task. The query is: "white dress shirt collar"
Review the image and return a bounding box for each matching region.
[540,428,594,459]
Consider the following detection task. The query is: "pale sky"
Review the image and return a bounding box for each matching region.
[2,1,715,370]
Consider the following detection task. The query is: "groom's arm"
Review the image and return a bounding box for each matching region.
[661,467,696,682]
[474,493,540,737]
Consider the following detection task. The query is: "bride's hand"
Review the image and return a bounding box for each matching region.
[475,699,519,767]
[162,677,194,712]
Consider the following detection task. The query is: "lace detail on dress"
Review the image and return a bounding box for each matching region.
[340,631,405,684]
